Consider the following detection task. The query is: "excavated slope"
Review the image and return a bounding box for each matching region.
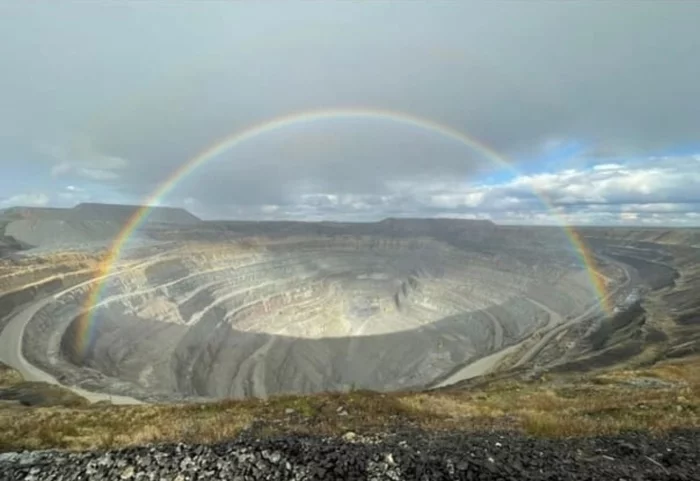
[15,230,603,401]
[11,212,678,402]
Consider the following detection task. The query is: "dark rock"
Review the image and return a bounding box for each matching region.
[1,429,700,480]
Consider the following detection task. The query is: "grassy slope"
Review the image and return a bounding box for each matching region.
[1,355,698,452]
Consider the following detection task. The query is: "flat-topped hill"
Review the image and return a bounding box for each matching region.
[0,203,200,250]
[1,203,200,225]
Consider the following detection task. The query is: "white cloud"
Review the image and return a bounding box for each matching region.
[76,168,120,180]
[0,193,50,207]
[40,136,128,181]
[505,155,700,207]
[427,192,484,209]
[592,163,624,171]
[263,154,699,225]
[57,184,91,204]
[95,152,699,227]
[260,204,280,214]
[51,162,73,176]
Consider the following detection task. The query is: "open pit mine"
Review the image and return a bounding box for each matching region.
[1,203,698,403]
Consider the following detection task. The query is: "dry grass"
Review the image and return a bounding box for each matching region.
[1,357,699,452]
[0,404,254,451]
[0,363,23,387]
[403,356,700,438]
[0,390,415,451]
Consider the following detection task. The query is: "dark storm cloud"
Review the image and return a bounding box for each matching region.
[0,2,699,222]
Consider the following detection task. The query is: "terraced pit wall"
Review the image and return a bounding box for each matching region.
[9,219,676,403]
[44,236,601,401]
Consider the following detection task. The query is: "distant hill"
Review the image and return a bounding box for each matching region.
[0,203,201,250]
[377,217,496,236]
[0,207,67,220]
[71,203,201,225]
[0,220,28,258]
[1,203,200,225]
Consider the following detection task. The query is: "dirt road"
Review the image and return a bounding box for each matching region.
[0,272,145,405]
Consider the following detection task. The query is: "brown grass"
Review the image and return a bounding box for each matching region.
[0,403,254,451]
[0,390,416,451]
[0,363,23,387]
[407,355,700,438]
[1,356,699,452]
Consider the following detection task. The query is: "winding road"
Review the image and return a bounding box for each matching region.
[435,260,632,388]
[512,259,632,368]
[0,263,158,405]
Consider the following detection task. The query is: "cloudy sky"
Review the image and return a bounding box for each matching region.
[1,2,699,226]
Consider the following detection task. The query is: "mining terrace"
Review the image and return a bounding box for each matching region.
[0,203,697,403]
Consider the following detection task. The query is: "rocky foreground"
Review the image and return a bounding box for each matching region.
[1,429,699,481]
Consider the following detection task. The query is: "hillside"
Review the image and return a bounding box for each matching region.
[0,203,200,250]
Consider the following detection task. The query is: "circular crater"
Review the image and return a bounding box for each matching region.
[181,241,511,339]
[57,236,600,399]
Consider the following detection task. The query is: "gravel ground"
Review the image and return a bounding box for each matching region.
[1,429,699,480]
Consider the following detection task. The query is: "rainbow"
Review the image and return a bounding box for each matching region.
[564,225,612,315]
[75,107,611,358]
